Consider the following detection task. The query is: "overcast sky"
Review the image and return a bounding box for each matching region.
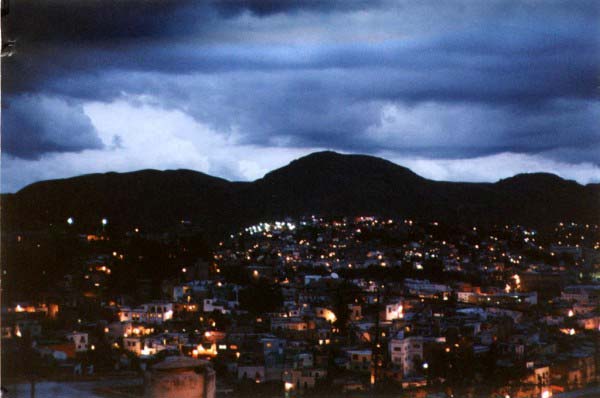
[2,0,599,192]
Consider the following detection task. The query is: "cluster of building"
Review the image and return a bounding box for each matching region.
[2,217,599,397]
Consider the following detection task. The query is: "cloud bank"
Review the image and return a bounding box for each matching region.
[2,0,599,191]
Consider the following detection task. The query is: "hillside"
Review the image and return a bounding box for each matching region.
[2,151,598,237]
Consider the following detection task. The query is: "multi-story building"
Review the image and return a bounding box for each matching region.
[389,335,423,377]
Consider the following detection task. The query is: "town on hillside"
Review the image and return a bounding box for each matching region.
[2,216,600,398]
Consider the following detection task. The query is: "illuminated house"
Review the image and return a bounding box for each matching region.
[119,302,174,325]
[140,302,174,324]
[389,334,423,377]
[193,342,217,358]
[314,307,337,323]
[384,301,403,321]
[458,291,538,306]
[203,298,233,314]
[286,368,327,391]
[66,331,89,352]
[523,364,550,389]
[10,302,57,317]
[2,317,42,339]
[576,315,600,330]
[118,307,146,323]
[114,322,155,339]
[124,336,143,356]
[124,336,168,357]
[271,317,309,332]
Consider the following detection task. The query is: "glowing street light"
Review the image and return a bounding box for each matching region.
[541,390,551,398]
[101,218,108,226]
[67,217,74,225]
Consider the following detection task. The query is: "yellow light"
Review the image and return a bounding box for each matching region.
[284,382,294,391]
[324,309,337,323]
[141,346,154,356]
[541,390,551,398]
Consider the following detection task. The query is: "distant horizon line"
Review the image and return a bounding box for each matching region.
[4,150,596,195]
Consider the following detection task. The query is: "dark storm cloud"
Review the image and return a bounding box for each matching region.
[211,0,385,17]
[30,28,598,105]
[2,0,380,46]
[2,0,599,164]
[2,0,196,44]
[2,95,104,159]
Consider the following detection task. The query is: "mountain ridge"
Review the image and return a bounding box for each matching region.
[2,151,598,236]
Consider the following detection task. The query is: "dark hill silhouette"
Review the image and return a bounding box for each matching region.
[2,151,598,236]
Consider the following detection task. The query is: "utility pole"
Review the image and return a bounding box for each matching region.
[371,284,384,391]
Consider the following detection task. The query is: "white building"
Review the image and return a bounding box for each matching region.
[123,336,167,357]
[124,336,143,356]
[140,302,174,324]
[118,302,174,324]
[66,331,89,352]
[203,298,233,314]
[389,335,423,377]
[385,301,403,321]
